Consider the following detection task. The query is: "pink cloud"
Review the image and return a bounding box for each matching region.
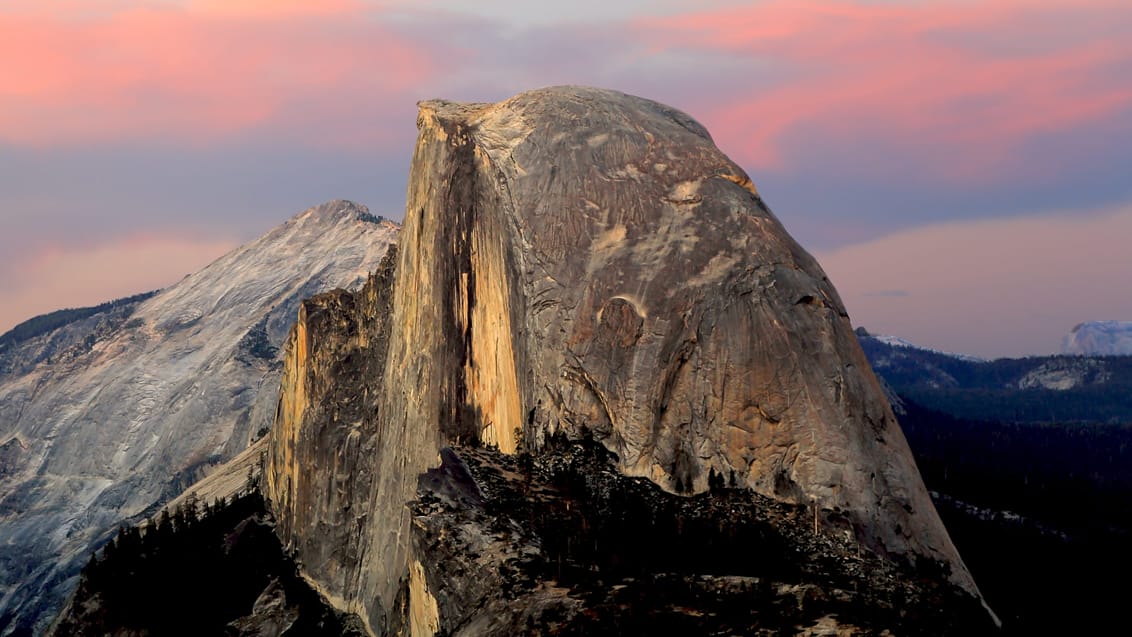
[0,233,239,335]
[814,203,1132,358]
[638,1,1132,178]
[186,0,362,18]
[5,0,1129,163]
[0,1,440,147]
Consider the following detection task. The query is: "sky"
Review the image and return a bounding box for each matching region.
[1,0,1130,358]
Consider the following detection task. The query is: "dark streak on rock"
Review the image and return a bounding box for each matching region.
[437,121,481,445]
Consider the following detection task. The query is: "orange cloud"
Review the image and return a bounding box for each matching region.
[815,203,1132,358]
[640,1,1132,177]
[0,233,239,335]
[0,0,437,147]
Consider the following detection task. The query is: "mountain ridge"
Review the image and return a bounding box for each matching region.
[857,329,1132,423]
[0,200,397,636]
[0,291,160,358]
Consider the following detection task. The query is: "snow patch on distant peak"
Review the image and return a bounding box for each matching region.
[290,199,399,229]
[1063,321,1132,356]
[867,333,987,363]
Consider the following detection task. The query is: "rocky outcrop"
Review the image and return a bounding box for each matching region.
[402,441,993,636]
[0,201,396,636]
[1063,320,1132,356]
[1013,357,1112,390]
[265,86,988,634]
[265,246,400,626]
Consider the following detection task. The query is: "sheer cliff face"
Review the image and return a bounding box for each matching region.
[265,247,400,625]
[0,201,397,637]
[265,87,979,634]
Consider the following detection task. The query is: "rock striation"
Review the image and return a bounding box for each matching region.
[264,86,988,634]
[0,201,396,636]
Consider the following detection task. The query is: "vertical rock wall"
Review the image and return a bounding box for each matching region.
[265,86,985,634]
[265,248,399,628]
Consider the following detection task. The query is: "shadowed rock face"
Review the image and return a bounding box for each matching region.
[265,86,986,634]
[0,201,397,636]
[404,442,994,636]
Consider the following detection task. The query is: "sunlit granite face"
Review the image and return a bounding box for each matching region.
[264,86,987,635]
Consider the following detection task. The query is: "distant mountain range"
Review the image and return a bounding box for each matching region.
[863,333,986,363]
[1063,320,1132,356]
[856,327,1132,634]
[855,327,1132,424]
